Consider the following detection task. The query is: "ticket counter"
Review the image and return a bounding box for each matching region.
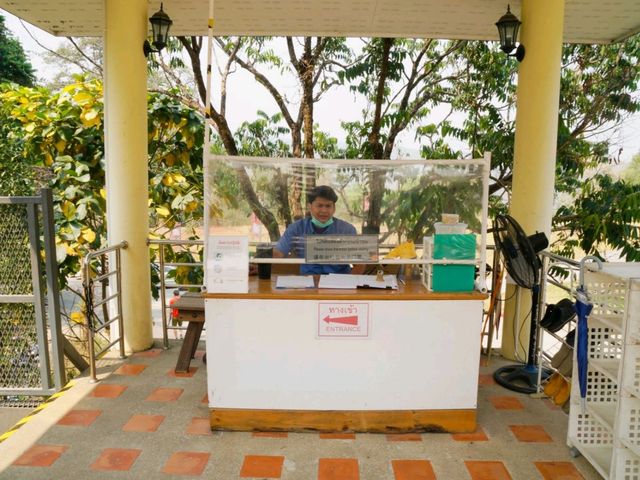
[204,276,486,433]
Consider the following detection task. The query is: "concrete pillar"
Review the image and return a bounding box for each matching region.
[501,0,565,360]
[103,0,153,352]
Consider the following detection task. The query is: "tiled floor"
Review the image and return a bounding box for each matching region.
[0,344,601,479]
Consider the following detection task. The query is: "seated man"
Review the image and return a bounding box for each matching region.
[273,185,357,274]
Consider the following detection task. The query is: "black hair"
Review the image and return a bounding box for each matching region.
[173,289,180,295]
[306,185,338,204]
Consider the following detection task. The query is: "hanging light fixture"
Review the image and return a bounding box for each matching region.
[143,3,173,57]
[495,5,525,62]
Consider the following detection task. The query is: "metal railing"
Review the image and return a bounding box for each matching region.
[82,241,127,382]
[149,239,204,349]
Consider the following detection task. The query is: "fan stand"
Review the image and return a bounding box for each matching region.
[494,285,552,394]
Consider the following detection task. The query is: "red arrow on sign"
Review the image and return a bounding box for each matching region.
[323,315,358,325]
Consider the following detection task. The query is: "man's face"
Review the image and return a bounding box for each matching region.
[309,197,336,223]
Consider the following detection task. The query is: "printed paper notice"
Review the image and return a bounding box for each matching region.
[207,235,249,293]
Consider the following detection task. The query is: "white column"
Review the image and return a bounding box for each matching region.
[501,0,565,360]
[103,0,153,352]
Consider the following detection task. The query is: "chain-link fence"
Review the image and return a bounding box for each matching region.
[0,190,66,405]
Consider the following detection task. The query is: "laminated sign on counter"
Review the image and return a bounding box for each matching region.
[206,235,249,293]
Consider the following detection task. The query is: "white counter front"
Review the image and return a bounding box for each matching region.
[205,277,486,433]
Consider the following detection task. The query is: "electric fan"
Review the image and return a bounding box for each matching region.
[492,214,550,394]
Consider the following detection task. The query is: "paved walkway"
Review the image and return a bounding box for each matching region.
[0,344,600,479]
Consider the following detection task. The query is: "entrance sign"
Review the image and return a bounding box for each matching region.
[318,303,369,337]
[306,235,379,264]
[206,235,249,293]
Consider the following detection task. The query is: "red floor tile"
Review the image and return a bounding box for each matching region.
[535,462,585,480]
[478,374,496,385]
[114,364,147,376]
[386,433,422,442]
[509,425,553,442]
[465,461,512,480]
[320,433,356,440]
[451,427,489,442]
[13,444,67,467]
[145,387,183,402]
[122,414,165,432]
[240,455,284,478]
[162,451,210,476]
[489,396,525,410]
[391,459,436,480]
[133,348,163,357]
[168,367,198,378]
[90,384,127,398]
[252,431,289,438]
[318,458,359,480]
[57,409,102,427]
[186,417,212,435]
[91,448,141,471]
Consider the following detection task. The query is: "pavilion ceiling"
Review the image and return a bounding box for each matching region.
[1,0,638,44]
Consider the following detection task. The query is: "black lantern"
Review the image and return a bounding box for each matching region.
[143,3,173,57]
[495,5,525,62]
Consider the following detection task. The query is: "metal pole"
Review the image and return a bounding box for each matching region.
[41,189,66,388]
[83,255,97,383]
[159,245,169,349]
[115,242,127,358]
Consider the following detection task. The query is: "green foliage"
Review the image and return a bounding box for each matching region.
[0,78,204,288]
[554,174,640,261]
[0,15,36,86]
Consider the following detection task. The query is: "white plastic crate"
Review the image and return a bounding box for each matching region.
[625,280,640,342]
[586,270,628,318]
[622,344,640,396]
[588,317,624,365]
[569,411,614,447]
[612,446,640,480]
[581,369,619,404]
[573,264,640,480]
[617,395,640,456]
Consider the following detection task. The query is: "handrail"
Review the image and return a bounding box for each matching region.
[82,241,128,382]
[148,238,204,349]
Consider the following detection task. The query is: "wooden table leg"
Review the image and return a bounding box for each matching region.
[175,321,202,373]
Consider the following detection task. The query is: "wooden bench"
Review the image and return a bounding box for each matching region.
[173,293,205,373]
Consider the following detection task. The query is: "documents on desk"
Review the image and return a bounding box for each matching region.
[275,275,315,289]
[317,273,398,290]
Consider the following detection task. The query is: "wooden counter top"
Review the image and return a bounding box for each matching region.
[204,277,487,301]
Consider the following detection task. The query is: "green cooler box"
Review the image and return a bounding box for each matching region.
[432,233,476,292]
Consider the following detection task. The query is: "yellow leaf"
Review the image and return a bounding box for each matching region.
[66,244,78,256]
[44,152,54,166]
[81,228,96,243]
[164,153,175,166]
[61,200,76,220]
[155,206,170,217]
[161,175,174,186]
[70,312,86,324]
[73,92,94,106]
[100,188,107,200]
[54,139,67,153]
[172,173,186,184]
[25,122,36,133]
[185,201,198,213]
[80,110,101,128]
